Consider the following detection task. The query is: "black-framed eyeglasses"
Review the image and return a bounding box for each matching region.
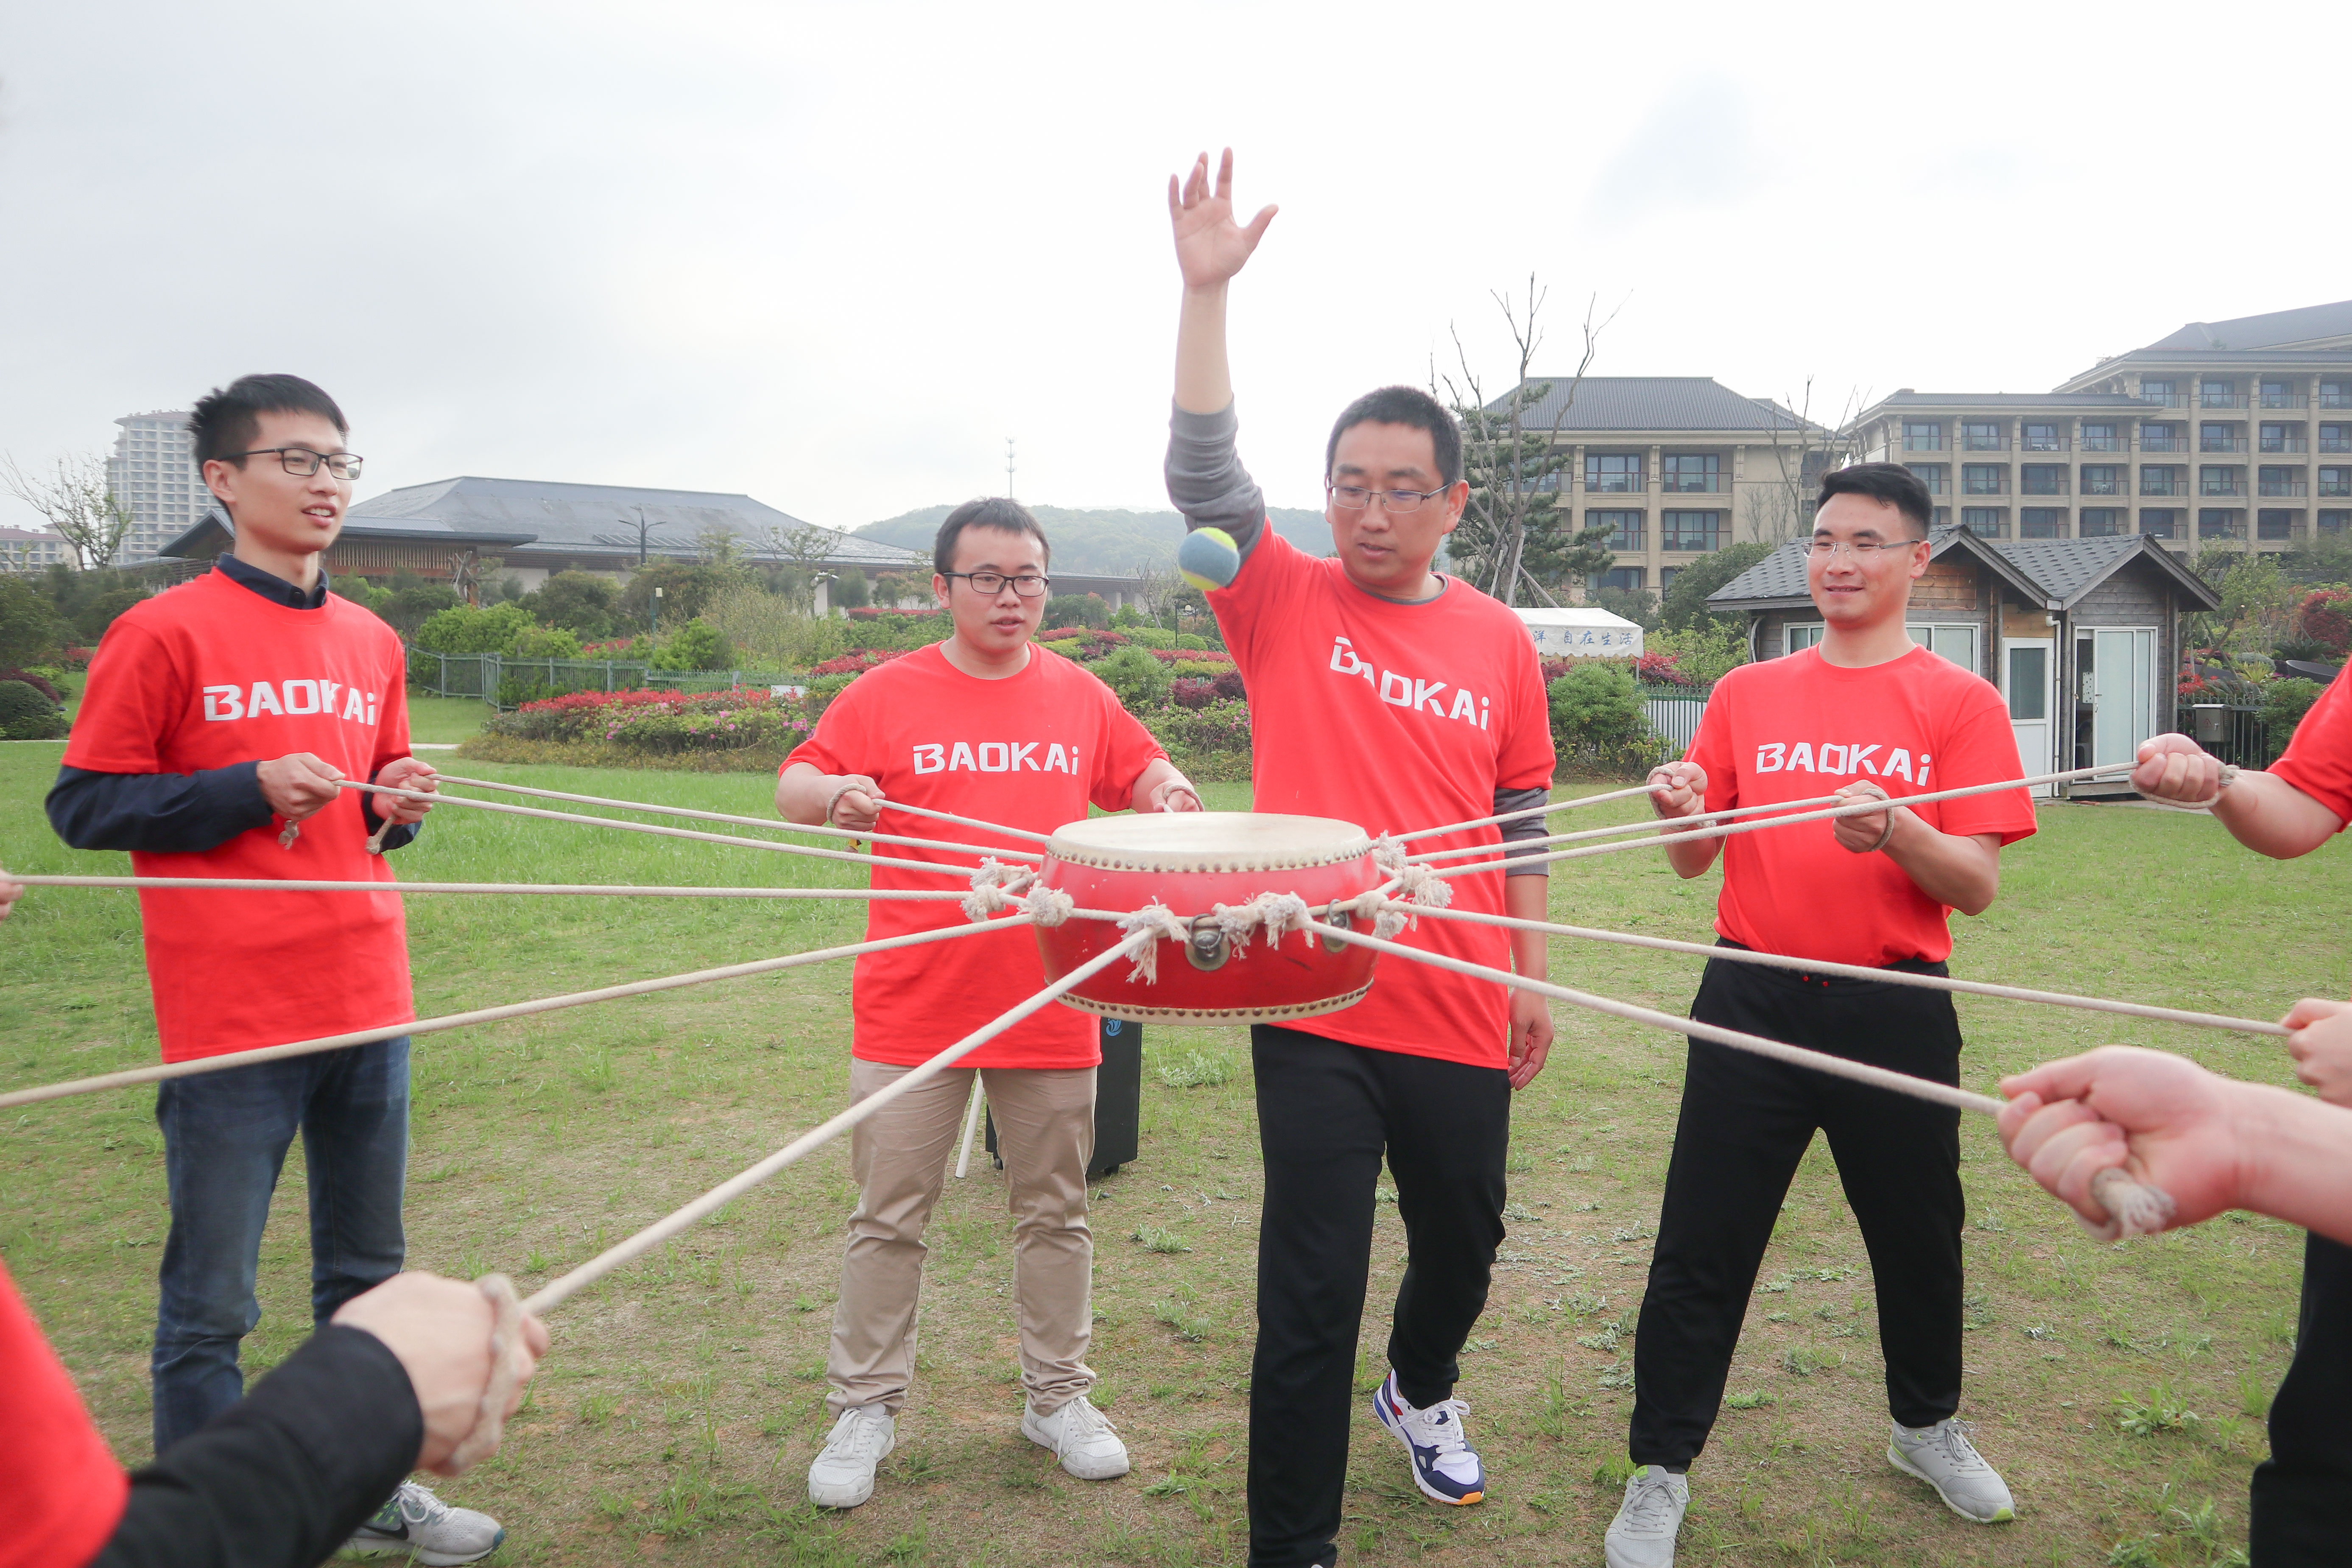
[232,447,364,480]
[1327,481,1449,514]
[941,570,1050,598]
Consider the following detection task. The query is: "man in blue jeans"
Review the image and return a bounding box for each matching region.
[47,374,505,1562]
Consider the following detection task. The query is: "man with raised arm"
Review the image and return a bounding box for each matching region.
[1615,464,2035,1566]
[2124,689,2352,1563]
[777,499,1199,1510]
[1163,151,1558,1568]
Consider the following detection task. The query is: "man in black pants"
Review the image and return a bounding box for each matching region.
[1164,151,1558,1567]
[1607,465,2036,1568]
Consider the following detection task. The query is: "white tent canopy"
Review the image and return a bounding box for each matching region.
[1512,607,1643,660]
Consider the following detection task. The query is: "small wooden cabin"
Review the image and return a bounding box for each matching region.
[1707,529,2221,798]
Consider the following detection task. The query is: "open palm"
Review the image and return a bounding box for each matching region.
[1169,148,1277,290]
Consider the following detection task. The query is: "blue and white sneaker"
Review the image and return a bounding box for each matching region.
[343,1480,506,1564]
[1369,1369,1486,1506]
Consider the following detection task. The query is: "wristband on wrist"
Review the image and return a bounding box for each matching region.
[1864,812,1899,853]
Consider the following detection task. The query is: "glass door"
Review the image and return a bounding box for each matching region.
[2089,627,2158,770]
[2004,640,2054,795]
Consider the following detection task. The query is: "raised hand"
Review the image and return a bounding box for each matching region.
[1169,148,1277,293]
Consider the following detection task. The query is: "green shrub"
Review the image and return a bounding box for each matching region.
[511,625,583,658]
[1175,632,1211,650]
[652,619,732,671]
[1548,662,1646,750]
[0,679,66,740]
[413,602,534,654]
[1093,644,1171,710]
[520,570,621,640]
[2263,677,2325,762]
[1121,624,1178,649]
[0,576,70,668]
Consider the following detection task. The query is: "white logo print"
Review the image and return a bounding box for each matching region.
[911,741,1078,775]
[1328,636,1487,729]
[1755,741,1930,785]
[201,680,377,726]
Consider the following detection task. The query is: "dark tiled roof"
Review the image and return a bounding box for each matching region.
[1707,538,1810,603]
[1983,536,2146,604]
[2143,299,2352,352]
[1489,377,1824,434]
[1707,528,2220,612]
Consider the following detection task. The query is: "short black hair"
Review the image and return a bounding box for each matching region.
[190,374,348,468]
[933,497,1051,576]
[1816,462,1933,537]
[1326,386,1462,489]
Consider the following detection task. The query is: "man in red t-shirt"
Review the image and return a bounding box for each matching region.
[778,498,1198,1509]
[1164,153,1558,1568]
[43,376,505,1563]
[2127,689,2352,1565]
[1604,464,2035,1568]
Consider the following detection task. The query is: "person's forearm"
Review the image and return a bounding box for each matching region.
[45,765,273,854]
[1505,875,1548,978]
[775,762,836,827]
[1175,285,1233,416]
[2211,769,2345,860]
[89,1325,421,1568]
[1661,819,1721,879]
[1130,758,1189,812]
[2233,1082,2352,1247]
[1882,814,1999,914]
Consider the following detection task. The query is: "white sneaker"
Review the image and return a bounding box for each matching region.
[1888,1417,2015,1523]
[1603,1465,1689,1568]
[344,1481,506,1565]
[1368,1369,1486,1505]
[807,1404,896,1509]
[1021,1393,1130,1480]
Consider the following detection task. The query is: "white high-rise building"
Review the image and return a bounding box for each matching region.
[107,411,214,565]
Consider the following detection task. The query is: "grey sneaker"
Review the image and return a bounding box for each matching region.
[344,1481,505,1565]
[1604,1465,1689,1568]
[808,1404,896,1509]
[1021,1393,1130,1480]
[1888,1418,2015,1523]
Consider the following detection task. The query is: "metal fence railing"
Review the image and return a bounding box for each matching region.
[1640,682,1713,755]
[407,651,804,710]
[2178,702,2270,769]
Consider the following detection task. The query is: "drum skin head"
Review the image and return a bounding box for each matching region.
[1045,812,1371,874]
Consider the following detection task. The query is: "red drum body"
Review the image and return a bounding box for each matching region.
[1034,812,1384,1025]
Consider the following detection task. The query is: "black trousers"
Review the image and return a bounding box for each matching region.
[1246,1026,1510,1568]
[1629,951,1966,1468]
[2250,1233,2352,1565]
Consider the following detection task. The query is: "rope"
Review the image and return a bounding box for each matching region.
[1388,902,2291,1038]
[340,781,981,880]
[879,798,1056,847]
[519,930,1153,1314]
[1406,785,1978,864]
[1209,891,1310,951]
[961,858,1037,922]
[1388,783,1654,845]
[429,774,1041,864]
[2,874,979,903]
[1115,903,1189,984]
[1304,918,2177,1241]
[1426,763,2138,880]
[0,919,1025,1111]
[443,1274,528,1475]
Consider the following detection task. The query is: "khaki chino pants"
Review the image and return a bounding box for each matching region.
[826,1059,1098,1416]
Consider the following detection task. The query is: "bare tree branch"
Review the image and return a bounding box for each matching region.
[3,451,134,570]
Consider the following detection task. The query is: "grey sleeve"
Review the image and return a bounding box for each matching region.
[1494,786,1552,877]
[1165,401,1267,558]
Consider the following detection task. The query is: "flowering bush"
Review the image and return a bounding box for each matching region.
[811,649,910,678]
[844,607,941,621]
[1144,698,1252,757]
[579,637,648,659]
[1169,676,1218,710]
[2297,589,2352,656]
[1146,647,1233,667]
[486,685,809,753]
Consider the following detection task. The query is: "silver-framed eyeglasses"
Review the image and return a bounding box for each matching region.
[1805,538,1918,559]
[1327,481,1449,513]
[941,570,1050,598]
[233,447,365,480]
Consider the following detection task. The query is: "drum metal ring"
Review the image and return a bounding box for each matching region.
[1319,900,1354,954]
[1184,914,1230,971]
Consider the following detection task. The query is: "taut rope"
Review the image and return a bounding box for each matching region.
[3,874,979,903]
[879,798,1056,847]
[1309,917,2177,1242]
[1388,783,1654,844]
[519,930,1153,1314]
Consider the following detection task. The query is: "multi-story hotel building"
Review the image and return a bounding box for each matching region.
[106,411,213,565]
[1852,300,2352,561]
[0,527,72,572]
[1497,376,1832,595]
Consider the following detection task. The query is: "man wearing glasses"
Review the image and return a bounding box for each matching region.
[1163,153,1558,1568]
[1609,463,2033,1566]
[44,376,504,1561]
[778,497,1200,1509]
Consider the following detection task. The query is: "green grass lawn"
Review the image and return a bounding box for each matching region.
[2,743,2340,1567]
[408,695,495,745]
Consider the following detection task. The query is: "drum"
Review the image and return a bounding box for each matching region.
[1033,812,1384,1025]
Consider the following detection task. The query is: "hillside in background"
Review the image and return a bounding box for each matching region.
[855,504,1332,575]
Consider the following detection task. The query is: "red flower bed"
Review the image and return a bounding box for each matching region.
[845,607,942,621]
[517,686,777,716]
[811,649,911,677]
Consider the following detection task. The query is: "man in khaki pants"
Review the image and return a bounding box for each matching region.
[777,497,1199,1507]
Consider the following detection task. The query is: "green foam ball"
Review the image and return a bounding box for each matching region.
[1178,526,1240,591]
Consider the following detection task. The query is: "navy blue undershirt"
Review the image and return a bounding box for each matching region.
[45,556,420,855]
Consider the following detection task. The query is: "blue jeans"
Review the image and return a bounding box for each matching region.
[151,1038,411,1454]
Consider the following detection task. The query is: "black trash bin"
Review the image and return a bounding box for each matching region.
[986,1015,1141,1179]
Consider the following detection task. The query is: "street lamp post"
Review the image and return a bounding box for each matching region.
[652,584,663,643]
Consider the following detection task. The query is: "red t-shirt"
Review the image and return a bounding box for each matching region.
[0,1260,128,1568]
[1208,531,1556,1069]
[62,569,415,1062]
[2269,663,2352,827]
[785,643,1167,1069]
[1685,645,2036,967]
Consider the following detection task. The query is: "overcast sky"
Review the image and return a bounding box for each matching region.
[4,0,2347,536]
